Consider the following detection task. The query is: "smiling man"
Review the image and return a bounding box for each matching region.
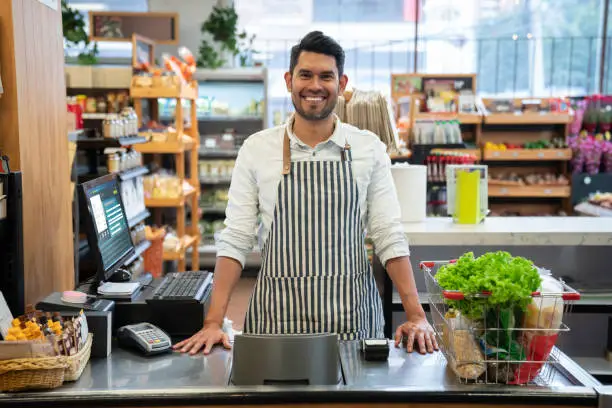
[174,31,438,355]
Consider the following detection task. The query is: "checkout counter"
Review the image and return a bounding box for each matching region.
[0,337,607,407]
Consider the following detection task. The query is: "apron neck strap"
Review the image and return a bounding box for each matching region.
[282,128,352,175]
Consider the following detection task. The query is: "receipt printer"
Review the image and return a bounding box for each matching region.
[361,339,390,361]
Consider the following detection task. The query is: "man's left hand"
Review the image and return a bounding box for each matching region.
[394,317,438,354]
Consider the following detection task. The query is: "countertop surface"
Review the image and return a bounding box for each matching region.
[403,217,612,246]
[0,341,600,407]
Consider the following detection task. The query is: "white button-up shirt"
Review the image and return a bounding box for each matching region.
[216,115,410,268]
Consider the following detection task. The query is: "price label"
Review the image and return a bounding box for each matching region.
[205,139,217,149]
[493,151,500,157]
[500,188,508,195]
[537,152,545,158]
[544,189,552,194]
[512,152,519,158]
[557,151,565,157]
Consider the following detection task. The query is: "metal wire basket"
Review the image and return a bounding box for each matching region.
[421,260,580,385]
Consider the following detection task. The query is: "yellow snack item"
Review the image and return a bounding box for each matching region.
[5,334,17,341]
[11,318,20,327]
[16,333,26,341]
[8,327,21,336]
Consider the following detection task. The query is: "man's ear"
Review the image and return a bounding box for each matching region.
[284,71,292,92]
[339,74,348,93]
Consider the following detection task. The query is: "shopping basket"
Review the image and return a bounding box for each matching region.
[421,260,580,385]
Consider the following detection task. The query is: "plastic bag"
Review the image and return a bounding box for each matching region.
[512,273,565,384]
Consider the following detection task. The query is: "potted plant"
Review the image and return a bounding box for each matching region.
[197,5,257,68]
[61,0,98,65]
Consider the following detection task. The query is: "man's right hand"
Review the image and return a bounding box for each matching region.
[172,322,231,355]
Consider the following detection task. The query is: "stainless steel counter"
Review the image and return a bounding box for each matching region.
[0,341,601,407]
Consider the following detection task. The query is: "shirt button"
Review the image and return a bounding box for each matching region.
[312,151,316,157]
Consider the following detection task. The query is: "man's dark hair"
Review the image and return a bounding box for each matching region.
[289,31,345,76]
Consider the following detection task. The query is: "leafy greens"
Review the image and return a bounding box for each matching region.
[435,251,542,320]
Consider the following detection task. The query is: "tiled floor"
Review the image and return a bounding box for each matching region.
[226,277,256,332]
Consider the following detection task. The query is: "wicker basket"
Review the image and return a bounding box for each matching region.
[64,334,93,382]
[0,355,68,392]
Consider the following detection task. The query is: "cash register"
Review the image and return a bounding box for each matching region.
[37,174,213,337]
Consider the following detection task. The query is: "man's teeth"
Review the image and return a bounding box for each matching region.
[304,96,324,101]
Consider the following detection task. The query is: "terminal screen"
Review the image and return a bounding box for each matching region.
[85,179,133,271]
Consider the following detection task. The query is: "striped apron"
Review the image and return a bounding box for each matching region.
[243,130,384,340]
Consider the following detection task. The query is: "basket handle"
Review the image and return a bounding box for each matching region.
[443,291,464,300]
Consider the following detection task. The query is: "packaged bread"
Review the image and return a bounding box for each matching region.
[447,330,486,380]
[443,311,486,380]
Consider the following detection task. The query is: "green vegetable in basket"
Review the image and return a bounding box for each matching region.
[435,251,541,320]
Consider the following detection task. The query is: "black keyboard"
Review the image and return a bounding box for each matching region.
[148,271,212,302]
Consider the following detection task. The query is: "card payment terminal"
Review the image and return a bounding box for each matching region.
[117,323,172,356]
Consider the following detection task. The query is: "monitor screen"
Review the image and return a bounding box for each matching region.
[81,175,134,279]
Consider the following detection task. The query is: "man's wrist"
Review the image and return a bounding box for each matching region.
[402,293,426,320]
[204,318,223,328]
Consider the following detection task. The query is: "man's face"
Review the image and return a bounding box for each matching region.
[285,51,348,122]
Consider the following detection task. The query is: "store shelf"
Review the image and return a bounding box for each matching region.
[199,148,239,158]
[127,209,151,228]
[117,165,149,181]
[201,205,227,215]
[488,184,571,198]
[414,112,482,124]
[123,239,151,266]
[199,115,263,122]
[76,135,148,149]
[134,134,195,154]
[82,113,115,120]
[130,82,198,100]
[483,112,573,125]
[145,188,197,207]
[200,177,232,185]
[163,235,199,261]
[483,148,572,161]
[431,148,481,160]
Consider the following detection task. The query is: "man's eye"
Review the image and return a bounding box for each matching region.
[299,73,311,79]
[321,75,334,81]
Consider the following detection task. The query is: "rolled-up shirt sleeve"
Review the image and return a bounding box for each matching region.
[216,141,259,268]
[366,140,410,265]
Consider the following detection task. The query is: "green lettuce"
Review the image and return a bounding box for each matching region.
[435,251,542,320]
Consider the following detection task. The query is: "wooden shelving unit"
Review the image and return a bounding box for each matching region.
[131,80,200,272]
[483,148,572,161]
[488,184,571,198]
[480,98,574,216]
[145,188,197,208]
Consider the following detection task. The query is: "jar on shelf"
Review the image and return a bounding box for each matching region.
[103,117,113,139]
[107,153,119,173]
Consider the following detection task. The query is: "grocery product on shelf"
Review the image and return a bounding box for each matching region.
[413,120,462,145]
[488,172,569,186]
[569,132,612,174]
[335,89,399,152]
[426,151,478,183]
[106,149,143,174]
[199,159,235,182]
[143,172,193,199]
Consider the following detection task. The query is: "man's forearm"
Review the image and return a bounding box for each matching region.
[385,256,425,319]
[204,256,243,326]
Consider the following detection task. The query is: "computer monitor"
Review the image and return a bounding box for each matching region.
[80,174,135,284]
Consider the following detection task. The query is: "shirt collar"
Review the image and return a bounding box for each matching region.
[285,113,346,149]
